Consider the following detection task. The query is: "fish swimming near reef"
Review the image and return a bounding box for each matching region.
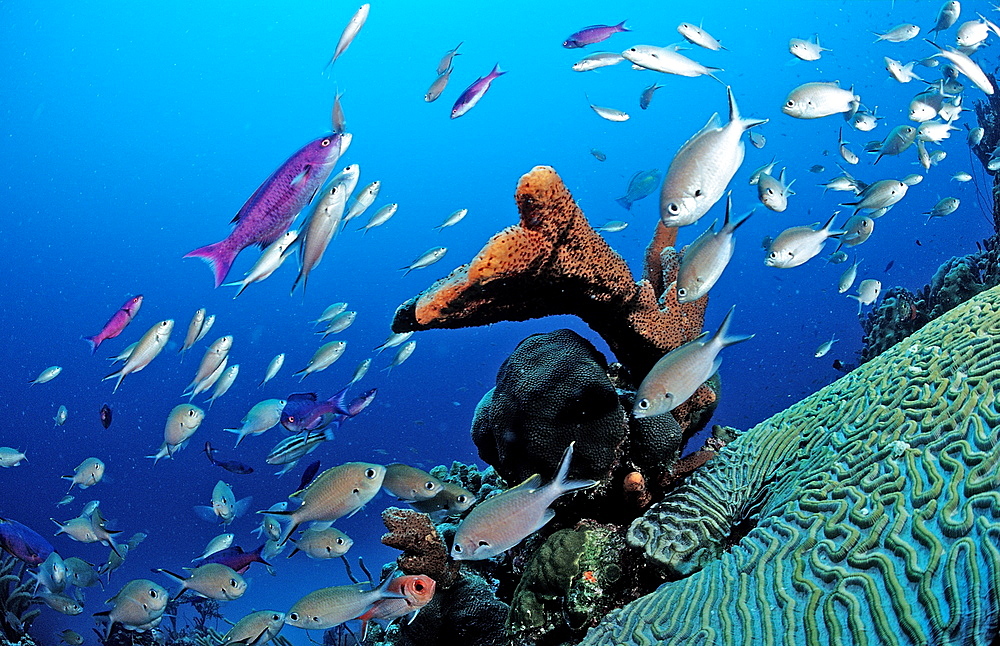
[193,543,271,574]
[285,574,404,630]
[185,134,343,287]
[615,169,661,210]
[83,295,143,354]
[451,65,506,119]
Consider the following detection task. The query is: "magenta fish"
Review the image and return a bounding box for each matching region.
[192,544,270,574]
[82,295,143,354]
[450,64,506,119]
[562,21,629,48]
[281,388,376,435]
[185,134,344,287]
[0,517,54,566]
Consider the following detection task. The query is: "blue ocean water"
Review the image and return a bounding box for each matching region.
[0,0,996,643]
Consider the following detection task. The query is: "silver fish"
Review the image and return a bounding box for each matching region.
[677,23,725,51]
[402,247,447,275]
[873,24,920,42]
[223,230,299,298]
[789,35,828,61]
[226,399,286,447]
[848,279,882,313]
[875,125,917,163]
[63,457,105,491]
[929,1,961,38]
[842,179,908,213]
[748,130,765,149]
[384,340,416,374]
[325,4,369,69]
[424,68,452,103]
[290,526,353,560]
[344,181,381,223]
[850,107,881,132]
[615,169,661,210]
[926,41,993,95]
[179,308,206,356]
[451,443,597,560]
[434,208,467,230]
[660,87,766,227]
[621,44,722,81]
[349,358,371,385]
[572,52,625,72]
[374,331,413,354]
[765,213,844,268]
[383,464,445,501]
[838,257,861,294]
[157,563,246,600]
[436,43,462,76]
[358,203,398,234]
[184,335,233,395]
[586,96,629,122]
[292,182,348,294]
[319,310,357,338]
[952,171,973,182]
[837,215,874,249]
[634,306,752,418]
[294,341,347,380]
[925,197,960,222]
[749,159,777,186]
[53,405,68,426]
[195,314,215,343]
[149,404,204,462]
[838,128,859,165]
[782,82,859,119]
[221,610,286,646]
[286,576,401,630]
[206,364,239,407]
[815,336,839,358]
[917,120,956,143]
[676,195,751,303]
[756,168,795,212]
[968,127,984,146]
[595,220,628,233]
[196,533,234,561]
[884,57,922,83]
[312,303,348,325]
[260,353,285,387]
[330,164,360,200]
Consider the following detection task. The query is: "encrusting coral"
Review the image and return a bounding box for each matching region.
[390,165,710,385]
[583,283,1000,645]
[380,507,460,588]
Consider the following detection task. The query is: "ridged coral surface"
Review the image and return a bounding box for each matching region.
[583,284,1000,645]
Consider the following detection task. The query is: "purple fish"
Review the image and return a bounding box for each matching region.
[450,64,506,119]
[0,517,54,566]
[185,134,344,287]
[83,295,143,354]
[562,21,629,49]
[193,544,270,574]
[298,460,321,491]
[281,388,377,435]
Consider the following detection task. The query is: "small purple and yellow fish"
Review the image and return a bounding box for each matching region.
[83,295,143,354]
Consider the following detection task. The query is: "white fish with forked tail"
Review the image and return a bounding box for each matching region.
[676,195,751,304]
[677,23,725,51]
[782,82,859,119]
[633,306,753,418]
[848,279,881,313]
[451,442,597,560]
[789,35,829,61]
[223,230,298,298]
[765,213,845,269]
[622,44,723,81]
[660,87,766,227]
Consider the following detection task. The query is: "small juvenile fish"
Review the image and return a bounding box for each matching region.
[402,247,447,275]
[842,179,908,213]
[383,464,445,501]
[221,610,286,646]
[968,127,984,146]
[815,336,839,358]
[100,403,113,429]
[206,364,240,407]
[589,149,607,162]
[294,341,347,380]
[615,169,660,210]
[312,303,348,325]
[103,320,174,393]
[319,310,357,338]
[204,442,254,475]
[349,358,371,385]
[195,314,216,343]
[289,526,353,559]
[330,164,360,200]
[56,495,74,507]
[83,295,143,354]
[292,182,348,295]
[809,165,826,173]
[196,533,234,560]
[59,629,84,645]
[838,215,874,249]
[384,340,416,374]
[374,331,413,354]
[452,443,598,559]
[435,208,468,230]
[331,91,346,134]
[149,404,205,462]
[749,159,777,185]
[195,480,253,526]
[30,366,62,385]
[156,562,246,600]
[358,203,398,234]
[261,353,285,387]
[634,307,752,417]
[901,174,924,186]
[925,197,960,222]
[676,195,750,303]
[782,82,859,119]
[640,83,665,110]
[451,64,506,119]
[326,4,369,69]
[425,68,452,103]
[179,308,206,356]
[222,230,299,298]
[873,24,920,42]
[62,457,105,491]
[838,128,859,165]
[756,168,795,212]
[917,120,956,143]
[345,181,381,223]
[789,35,829,61]
[765,213,844,268]
[53,405,68,427]
[0,448,26,468]
[848,279,882,313]
[225,399,286,447]
[677,22,725,50]
[572,52,625,72]
[749,130,766,149]
[437,42,462,75]
[595,220,628,233]
[262,462,386,544]
[952,171,973,182]
[884,57,922,82]
[851,107,881,132]
[587,96,629,122]
[563,22,629,48]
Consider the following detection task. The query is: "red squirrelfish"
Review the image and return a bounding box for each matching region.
[83,296,143,355]
[185,134,344,287]
[450,65,506,119]
[357,575,435,638]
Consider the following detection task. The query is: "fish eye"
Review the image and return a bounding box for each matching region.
[424,481,436,490]
[312,616,319,623]
[453,544,463,553]
[637,398,650,410]
[414,581,424,591]
[456,495,468,503]
[272,614,280,621]
[786,100,794,107]
[287,416,295,423]
[769,252,777,259]
[230,579,237,586]
[365,468,377,478]
[149,589,158,598]
[289,613,299,621]
[321,138,331,146]
[677,287,687,297]
[353,488,360,494]
[666,203,680,214]
[478,540,490,547]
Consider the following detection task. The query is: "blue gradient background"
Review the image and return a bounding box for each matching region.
[1,0,996,643]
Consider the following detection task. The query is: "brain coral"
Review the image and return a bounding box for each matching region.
[582,283,1000,645]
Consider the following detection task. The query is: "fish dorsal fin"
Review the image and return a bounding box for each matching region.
[508,474,543,493]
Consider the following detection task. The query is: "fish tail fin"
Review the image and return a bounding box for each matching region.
[821,211,841,233]
[727,86,767,130]
[184,240,238,288]
[490,63,506,78]
[551,442,599,497]
[276,519,300,546]
[153,569,187,599]
[614,196,633,210]
[222,280,250,299]
[616,20,630,31]
[713,305,755,349]
[82,335,99,355]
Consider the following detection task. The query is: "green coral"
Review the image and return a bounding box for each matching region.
[508,523,629,644]
[584,284,1000,645]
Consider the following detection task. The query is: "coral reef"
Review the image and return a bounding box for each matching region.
[390,165,709,381]
[427,461,505,503]
[506,521,644,646]
[583,283,1000,645]
[380,508,460,588]
[0,554,39,646]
